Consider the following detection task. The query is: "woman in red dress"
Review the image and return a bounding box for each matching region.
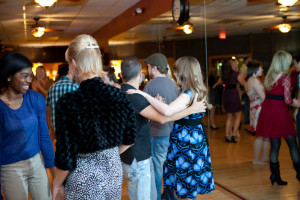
[256,51,300,185]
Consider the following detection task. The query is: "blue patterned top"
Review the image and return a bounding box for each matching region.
[182,90,205,120]
[298,74,300,89]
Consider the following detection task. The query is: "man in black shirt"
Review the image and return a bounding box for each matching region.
[120,56,206,200]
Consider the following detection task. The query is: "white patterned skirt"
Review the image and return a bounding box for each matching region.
[65,147,122,200]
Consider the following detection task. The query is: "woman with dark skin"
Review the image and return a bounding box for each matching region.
[0,52,55,200]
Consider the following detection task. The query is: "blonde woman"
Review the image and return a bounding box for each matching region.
[256,51,300,185]
[52,34,137,199]
[128,56,215,200]
[31,66,52,98]
[245,60,269,165]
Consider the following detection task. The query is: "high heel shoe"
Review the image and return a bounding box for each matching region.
[225,136,231,143]
[270,174,288,185]
[270,162,288,185]
[231,136,237,143]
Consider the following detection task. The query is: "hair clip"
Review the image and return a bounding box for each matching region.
[86,45,99,49]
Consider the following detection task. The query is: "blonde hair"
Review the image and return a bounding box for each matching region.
[65,34,103,78]
[264,51,292,90]
[173,56,208,105]
[36,65,46,80]
[166,64,175,82]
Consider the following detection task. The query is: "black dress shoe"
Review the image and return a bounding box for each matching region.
[231,136,237,143]
[210,125,219,130]
[225,136,232,143]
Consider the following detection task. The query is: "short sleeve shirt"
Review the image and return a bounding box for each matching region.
[120,84,151,165]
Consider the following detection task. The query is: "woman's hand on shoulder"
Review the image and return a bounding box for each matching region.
[189,93,207,113]
[155,94,165,103]
[126,89,145,96]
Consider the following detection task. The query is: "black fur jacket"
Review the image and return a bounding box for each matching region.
[55,77,137,171]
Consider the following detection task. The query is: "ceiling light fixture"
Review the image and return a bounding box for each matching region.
[35,0,57,7]
[32,27,45,37]
[278,0,298,7]
[133,8,144,16]
[183,23,193,34]
[278,23,291,33]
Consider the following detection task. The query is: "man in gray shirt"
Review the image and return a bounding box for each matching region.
[144,53,178,200]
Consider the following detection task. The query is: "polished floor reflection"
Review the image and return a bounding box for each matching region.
[6,110,298,200]
[122,110,300,200]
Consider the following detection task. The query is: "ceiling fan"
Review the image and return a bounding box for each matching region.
[166,22,194,34]
[31,17,63,37]
[263,15,300,33]
[26,0,86,7]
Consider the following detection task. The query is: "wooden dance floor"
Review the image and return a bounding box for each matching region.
[122,111,300,200]
[6,110,298,200]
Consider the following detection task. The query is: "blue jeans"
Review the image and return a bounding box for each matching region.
[151,136,170,200]
[122,158,151,200]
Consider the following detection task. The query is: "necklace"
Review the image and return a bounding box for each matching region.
[0,94,23,109]
[0,96,11,106]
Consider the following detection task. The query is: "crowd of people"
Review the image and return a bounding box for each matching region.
[0,33,300,200]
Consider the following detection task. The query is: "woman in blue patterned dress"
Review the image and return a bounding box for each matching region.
[128,56,215,200]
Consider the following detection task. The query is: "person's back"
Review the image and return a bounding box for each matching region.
[143,53,178,200]
[52,34,137,200]
[255,50,300,186]
[144,77,178,136]
[120,56,153,200]
[46,63,79,137]
[126,56,215,199]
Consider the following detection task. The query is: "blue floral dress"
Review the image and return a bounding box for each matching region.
[163,90,215,199]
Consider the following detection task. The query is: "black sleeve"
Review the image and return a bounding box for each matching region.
[121,93,150,145]
[121,100,137,145]
[128,93,150,114]
[113,91,137,145]
[54,94,78,171]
